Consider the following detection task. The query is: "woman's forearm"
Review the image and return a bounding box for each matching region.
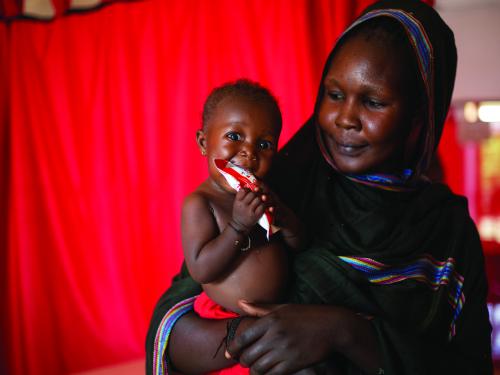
[168,312,240,374]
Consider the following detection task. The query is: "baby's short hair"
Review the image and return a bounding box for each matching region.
[202,79,282,132]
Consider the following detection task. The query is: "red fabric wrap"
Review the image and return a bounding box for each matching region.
[193,292,239,319]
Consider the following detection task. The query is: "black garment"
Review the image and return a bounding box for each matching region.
[279,143,492,373]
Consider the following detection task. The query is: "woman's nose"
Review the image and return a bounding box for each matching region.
[335,99,360,130]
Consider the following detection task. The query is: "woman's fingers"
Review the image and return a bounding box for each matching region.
[233,305,348,373]
[239,339,276,370]
[246,351,282,375]
[226,317,268,360]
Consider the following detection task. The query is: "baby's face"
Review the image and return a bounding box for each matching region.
[318,33,416,175]
[198,97,280,191]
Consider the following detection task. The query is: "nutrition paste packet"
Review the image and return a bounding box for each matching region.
[214,159,278,239]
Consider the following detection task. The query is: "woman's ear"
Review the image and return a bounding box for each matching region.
[196,129,207,156]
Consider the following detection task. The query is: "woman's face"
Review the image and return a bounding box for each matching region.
[318,33,416,175]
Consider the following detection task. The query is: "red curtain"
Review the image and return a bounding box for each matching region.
[3,1,388,374]
[438,114,465,196]
[1,0,129,20]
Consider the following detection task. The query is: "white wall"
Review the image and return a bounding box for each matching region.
[436,0,500,101]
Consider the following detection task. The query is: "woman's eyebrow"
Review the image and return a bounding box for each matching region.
[224,121,245,125]
[326,75,387,96]
[324,76,339,86]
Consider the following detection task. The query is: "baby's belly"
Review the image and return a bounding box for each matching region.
[203,242,289,315]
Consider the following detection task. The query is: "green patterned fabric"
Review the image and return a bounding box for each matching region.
[281,151,492,373]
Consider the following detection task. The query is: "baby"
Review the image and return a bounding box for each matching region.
[182,79,303,317]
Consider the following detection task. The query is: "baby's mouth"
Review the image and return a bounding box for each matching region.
[230,159,254,172]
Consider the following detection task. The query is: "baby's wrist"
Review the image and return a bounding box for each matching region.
[228,219,251,235]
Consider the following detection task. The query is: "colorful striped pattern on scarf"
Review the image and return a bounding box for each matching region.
[345,169,417,192]
[153,296,197,375]
[339,254,465,340]
[316,126,423,192]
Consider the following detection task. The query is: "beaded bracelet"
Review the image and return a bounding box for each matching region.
[235,236,251,251]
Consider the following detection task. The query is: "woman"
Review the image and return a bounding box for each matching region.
[146,1,492,373]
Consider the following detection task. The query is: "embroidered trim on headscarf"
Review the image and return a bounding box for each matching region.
[345,169,414,192]
[339,254,465,340]
[153,296,197,375]
[316,127,421,192]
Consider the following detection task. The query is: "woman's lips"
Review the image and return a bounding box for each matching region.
[334,141,368,156]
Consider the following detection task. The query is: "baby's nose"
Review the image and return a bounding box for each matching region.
[239,144,257,160]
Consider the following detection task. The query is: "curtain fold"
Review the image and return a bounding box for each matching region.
[1,19,10,375]
[2,1,438,374]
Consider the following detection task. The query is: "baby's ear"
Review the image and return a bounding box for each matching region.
[196,129,207,156]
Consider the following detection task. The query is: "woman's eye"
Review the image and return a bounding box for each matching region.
[365,99,386,109]
[258,140,273,150]
[226,132,242,141]
[327,91,343,101]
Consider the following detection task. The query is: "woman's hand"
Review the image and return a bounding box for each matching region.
[226,302,337,374]
[227,301,381,375]
[255,183,305,250]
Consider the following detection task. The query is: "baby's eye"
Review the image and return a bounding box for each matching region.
[365,98,386,109]
[258,140,274,150]
[226,132,242,141]
[327,91,344,101]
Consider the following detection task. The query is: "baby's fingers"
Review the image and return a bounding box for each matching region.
[235,188,250,201]
[250,195,266,213]
[254,203,266,218]
[242,190,258,205]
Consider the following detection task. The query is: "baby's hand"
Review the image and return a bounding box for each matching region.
[231,188,266,233]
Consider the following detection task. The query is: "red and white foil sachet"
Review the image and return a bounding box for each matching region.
[214,159,278,239]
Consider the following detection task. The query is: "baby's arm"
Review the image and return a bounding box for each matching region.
[181,189,265,284]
